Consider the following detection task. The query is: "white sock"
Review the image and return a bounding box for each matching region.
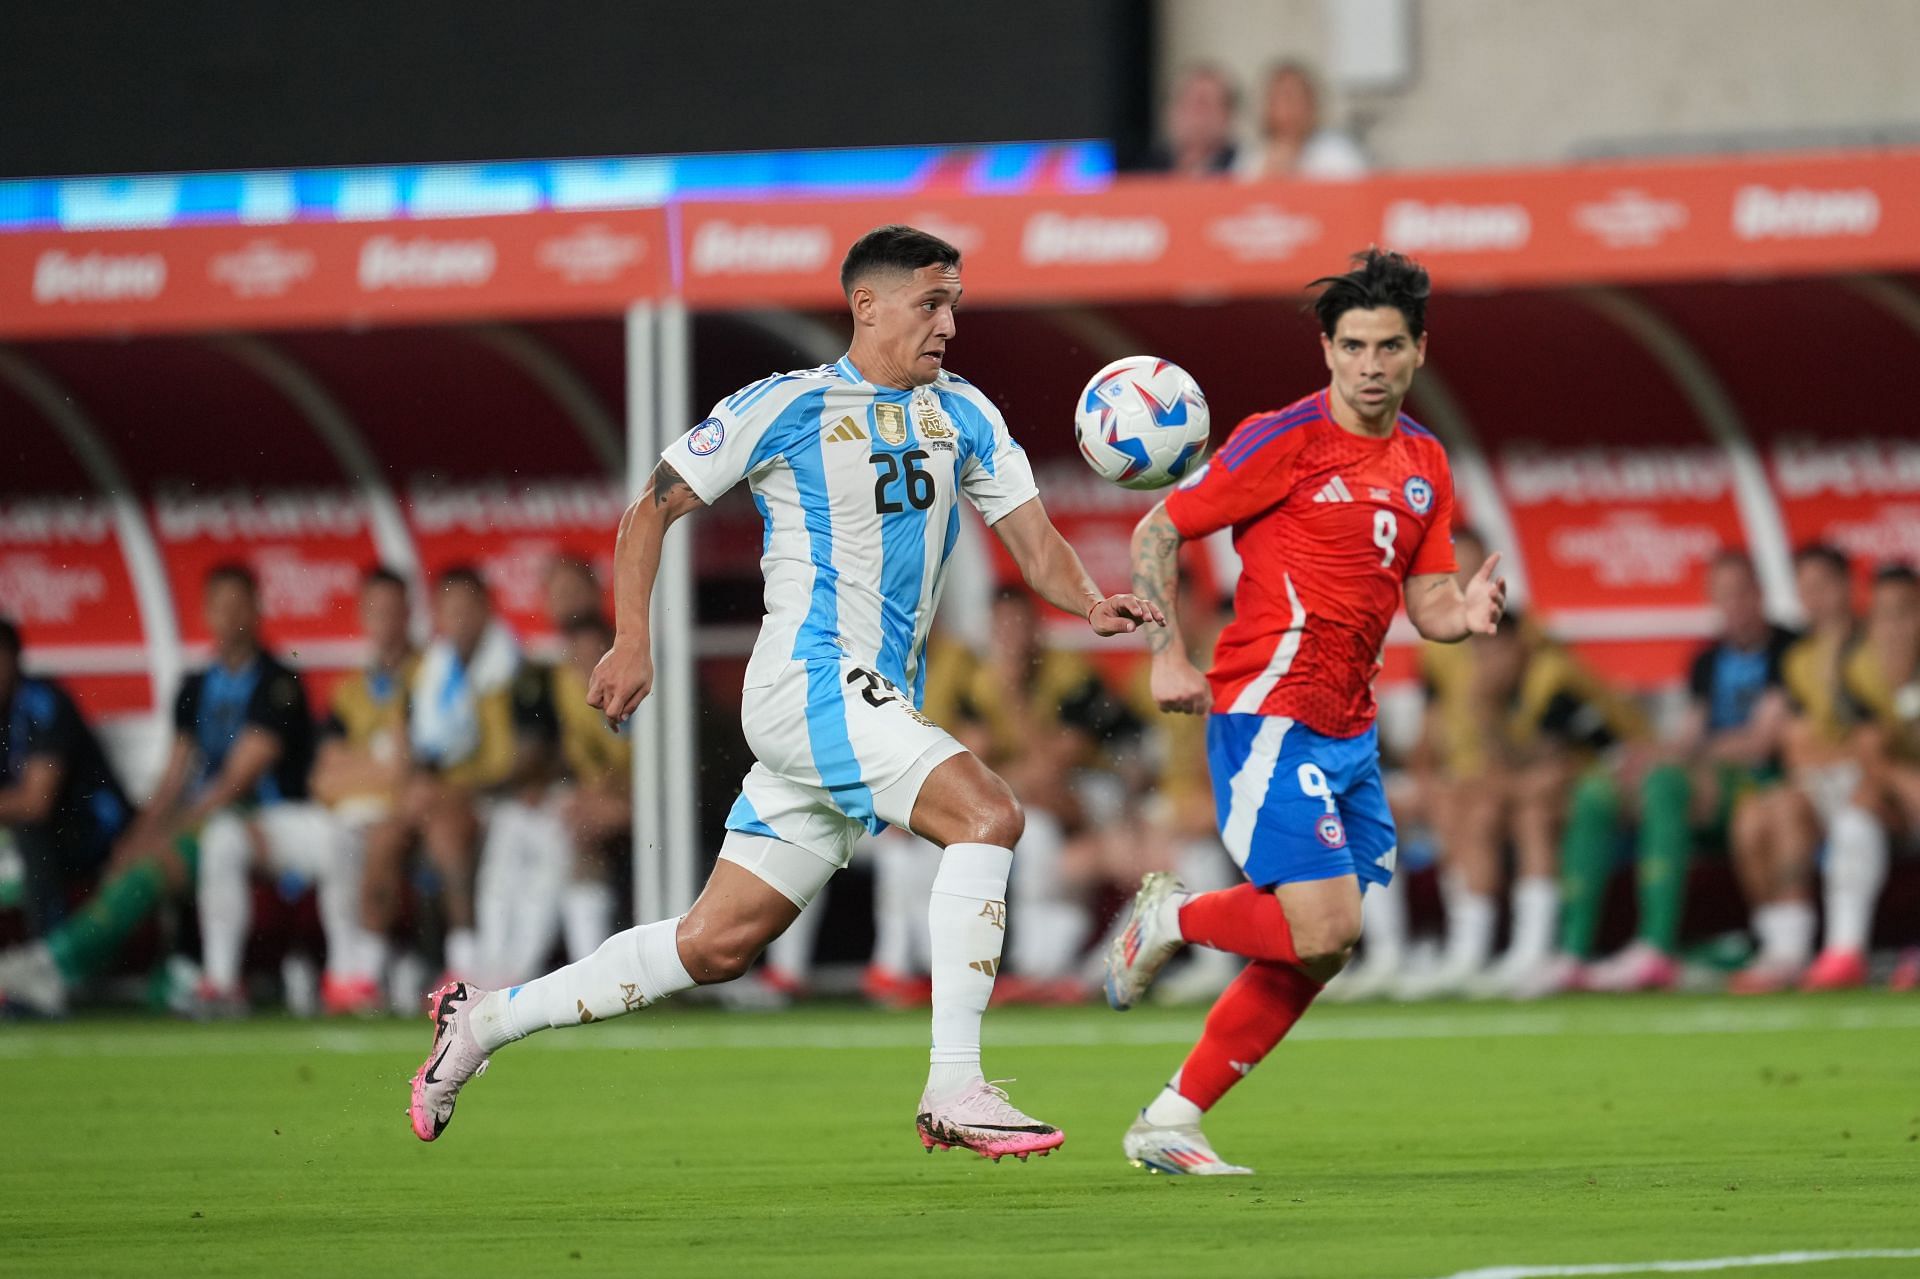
[925,841,1013,1102]
[360,932,392,986]
[1143,1076,1205,1126]
[1507,876,1560,967]
[871,835,915,975]
[1823,805,1888,953]
[1007,810,1087,979]
[197,815,252,992]
[563,881,618,962]
[1442,878,1496,974]
[1777,900,1816,964]
[470,917,694,1052]
[445,928,479,980]
[1361,873,1408,970]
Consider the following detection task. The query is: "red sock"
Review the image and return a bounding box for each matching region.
[1174,960,1322,1110]
[1178,883,1301,965]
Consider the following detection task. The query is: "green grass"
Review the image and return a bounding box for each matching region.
[2,995,1917,1279]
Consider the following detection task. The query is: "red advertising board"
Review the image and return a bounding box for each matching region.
[0,208,669,339]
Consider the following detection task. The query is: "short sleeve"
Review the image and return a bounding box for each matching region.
[246,666,308,746]
[1687,647,1717,703]
[658,377,803,506]
[1163,416,1305,540]
[1408,454,1460,579]
[173,677,199,735]
[950,383,1039,526]
[18,683,79,761]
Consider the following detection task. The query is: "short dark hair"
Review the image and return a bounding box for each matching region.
[840,225,961,297]
[0,617,19,658]
[437,565,488,595]
[561,611,614,644]
[1709,548,1758,578]
[1793,543,1850,577]
[1308,248,1432,340]
[1873,562,1919,590]
[205,562,258,596]
[362,565,408,593]
[1176,60,1240,113]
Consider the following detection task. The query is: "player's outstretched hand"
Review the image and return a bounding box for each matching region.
[1089,593,1166,637]
[1465,552,1509,635]
[588,638,654,727]
[1150,650,1212,715]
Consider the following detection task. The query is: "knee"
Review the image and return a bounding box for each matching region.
[676,913,774,985]
[1288,904,1364,971]
[967,779,1025,849]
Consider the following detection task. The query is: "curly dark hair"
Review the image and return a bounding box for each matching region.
[1308,247,1432,340]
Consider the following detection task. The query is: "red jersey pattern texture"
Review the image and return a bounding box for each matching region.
[1164,390,1457,737]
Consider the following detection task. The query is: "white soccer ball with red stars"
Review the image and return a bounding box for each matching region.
[1073,355,1211,491]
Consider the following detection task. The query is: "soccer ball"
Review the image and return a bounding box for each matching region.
[1073,355,1211,491]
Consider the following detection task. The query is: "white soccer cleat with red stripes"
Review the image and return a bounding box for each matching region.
[1123,1113,1253,1176]
[1104,871,1188,1011]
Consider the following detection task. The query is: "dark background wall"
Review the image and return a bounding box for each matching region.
[1,0,1154,178]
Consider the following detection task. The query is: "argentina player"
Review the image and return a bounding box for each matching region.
[409,226,1163,1159]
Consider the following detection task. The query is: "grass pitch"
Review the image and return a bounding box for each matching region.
[2,995,1917,1279]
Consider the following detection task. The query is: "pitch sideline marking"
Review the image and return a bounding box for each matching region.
[1428,1247,1920,1279]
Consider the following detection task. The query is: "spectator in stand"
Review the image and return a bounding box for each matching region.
[1728,545,1858,992]
[1808,563,1920,989]
[1140,62,1241,177]
[1574,551,1796,992]
[306,567,418,1014]
[0,619,133,940]
[1235,60,1368,182]
[475,611,630,986]
[362,566,519,986]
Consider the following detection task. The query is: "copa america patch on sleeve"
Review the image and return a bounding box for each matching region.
[689,417,725,455]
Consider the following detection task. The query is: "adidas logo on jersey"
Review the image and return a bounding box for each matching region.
[1311,475,1356,503]
[825,416,868,443]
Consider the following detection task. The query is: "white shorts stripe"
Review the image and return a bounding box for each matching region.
[1227,572,1306,715]
[1219,717,1293,867]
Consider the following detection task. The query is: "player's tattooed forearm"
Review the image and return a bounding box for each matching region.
[1131,509,1183,654]
[650,461,689,506]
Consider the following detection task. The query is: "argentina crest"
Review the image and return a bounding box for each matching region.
[874,402,908,446]
[912,393,955,440]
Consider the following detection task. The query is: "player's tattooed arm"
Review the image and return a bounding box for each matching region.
[649,461,690,507]
[1131,502,1211,714]
[1130,503,1185,656]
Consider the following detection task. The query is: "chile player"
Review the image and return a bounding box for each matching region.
[1105,249,1507,1174]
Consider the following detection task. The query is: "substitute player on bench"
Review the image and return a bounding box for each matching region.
[1107,248,1505,1174]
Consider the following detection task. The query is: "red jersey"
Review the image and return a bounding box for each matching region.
[1164,389,1458,737]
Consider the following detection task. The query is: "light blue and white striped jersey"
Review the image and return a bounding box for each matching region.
[662,355,1038,702]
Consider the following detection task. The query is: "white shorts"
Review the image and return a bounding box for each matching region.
[722,657,965,870]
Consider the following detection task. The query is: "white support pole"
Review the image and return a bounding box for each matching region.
[625,302,668,927]
[655,298,700,914]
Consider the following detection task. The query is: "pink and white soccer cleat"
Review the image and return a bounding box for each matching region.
[408,980,491,1142]
[1800,947,1869,992]
[1122,1113,1253,1176]
[917,1080,1065,1162]
[1105,872,1188,1011]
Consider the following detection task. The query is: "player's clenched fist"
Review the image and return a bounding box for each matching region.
[1089,593,1166,637]
[588,639,653,726]
[1149,649,1212,715]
